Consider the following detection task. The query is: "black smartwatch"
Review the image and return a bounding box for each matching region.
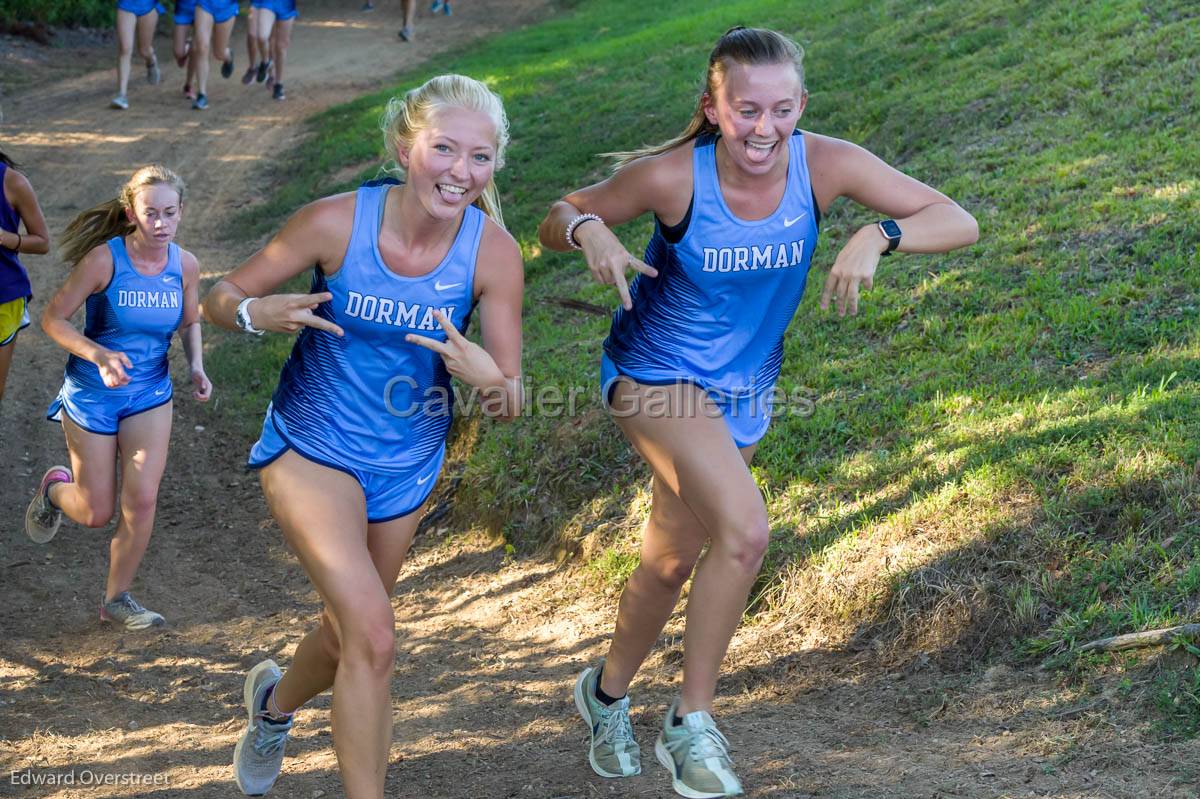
[877,219,902,256]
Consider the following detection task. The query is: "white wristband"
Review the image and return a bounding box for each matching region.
[236,296,264,335]
[565,212,603,250]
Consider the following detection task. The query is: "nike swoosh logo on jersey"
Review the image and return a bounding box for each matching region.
[783,213,807,227]
[416,472,435,486]
[434,281,463,291]
[154,388,168,396]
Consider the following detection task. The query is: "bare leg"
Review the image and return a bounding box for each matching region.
[245,5,260,67]
[603,381,769,715]
[192,8,214,96]
[254,6,276,65]
[270,17,292,88]
[270,496,421,714]
[257,452,421,799]
[135,9,159,79]
[48,414,117,529]
[107,401,172,601]
[115,9,137,97]
[0,336,15,402]
[211,16,236,73]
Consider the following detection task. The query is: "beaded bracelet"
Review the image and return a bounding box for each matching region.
[564,212,603,250]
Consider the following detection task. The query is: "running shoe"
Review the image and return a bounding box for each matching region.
[397,25,414,42]
[234,660,293,796]
[654,700,743,798]
[430,0,443,10]
[221,51,234,79]
[146,57,161,84]
[255,59,271,83]
[25,466,71,543]
[110,94,129,110]
[241,66,255,85]
[100,591,166,630]
[574,662,641,778]
[193,93,209,110]
[183,82,195,99]
[175,41,190,68]
[361,0,374,9]
[442,1,451,14]
[272,83,285,101]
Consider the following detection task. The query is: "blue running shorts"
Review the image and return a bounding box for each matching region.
[47,373,173,436]
[248,407,445,523]
[117,0,167,16]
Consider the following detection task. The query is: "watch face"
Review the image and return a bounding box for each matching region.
[880,219,902,240]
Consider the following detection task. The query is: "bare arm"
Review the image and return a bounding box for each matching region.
[2,169,50,255]
[202,194,352,336]
[41,246,132,388]
[406,221,525,420]
[178,249,212,401]
[807,133,979,316]
[537,148,694,309]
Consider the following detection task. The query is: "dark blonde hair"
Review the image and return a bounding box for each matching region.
[60,164,186,266]
[606,26,806,169]
[379,74,510,228]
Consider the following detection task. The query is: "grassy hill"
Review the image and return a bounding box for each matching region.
[213,0,1200,733]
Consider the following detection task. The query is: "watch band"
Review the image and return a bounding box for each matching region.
[236,297,265,336]
[877,219,901,256]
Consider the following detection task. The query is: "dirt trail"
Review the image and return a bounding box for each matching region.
[1,3,1198,798]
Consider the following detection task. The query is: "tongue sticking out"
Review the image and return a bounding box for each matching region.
[744,140,776,164]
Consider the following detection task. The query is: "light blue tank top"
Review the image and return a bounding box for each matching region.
[604,131,819,401]
[270,179,483,475]
[65,236,183,391]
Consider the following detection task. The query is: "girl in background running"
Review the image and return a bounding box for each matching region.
[191,0,239,109]
[0,148,51,401]
[254,0,298,100]
[112,0,164,110]
[25,165,212,632]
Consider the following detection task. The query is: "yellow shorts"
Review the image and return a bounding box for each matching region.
[0,296,30,346]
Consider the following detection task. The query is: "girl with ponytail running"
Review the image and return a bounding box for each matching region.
[204,74,523,797]
[25,165,212,632]
[540,26,978,798]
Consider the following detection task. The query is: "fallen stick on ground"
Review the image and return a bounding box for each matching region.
[1078,623,1200,652]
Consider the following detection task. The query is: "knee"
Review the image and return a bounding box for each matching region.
[122,486,159,522]
[716,515,771,573]
[193,40,210,58]
[319,612,341,662]
[340,607,396,676]
[81,503,115,528]
[117,42,133,57]
[639,553,696,592]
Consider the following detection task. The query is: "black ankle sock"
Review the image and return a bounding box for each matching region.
[671,712,683,727]
[593,666,624,706]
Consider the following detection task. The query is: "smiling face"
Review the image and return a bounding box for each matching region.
[126,183,183,245]
[396,105,499,221]
[702,60,807,176]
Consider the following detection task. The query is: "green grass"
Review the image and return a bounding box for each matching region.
[2,0,113,27]
[210,0,1200,728]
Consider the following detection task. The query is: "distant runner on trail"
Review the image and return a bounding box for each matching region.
[204,74,523,798]
[540,26,979,798]
[111,0,164,110]
[190,0,239,109]
[25,164,212,632]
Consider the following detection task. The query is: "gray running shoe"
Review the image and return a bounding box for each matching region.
[193,93,209,110]
[654,700,743,798]
[397,25,414,41]
[146,57,160,84]
[25,466,71,543]
[101,591,166,630]
[110,94,129,110]
[234,660,293,796]
[574,662,640,777]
